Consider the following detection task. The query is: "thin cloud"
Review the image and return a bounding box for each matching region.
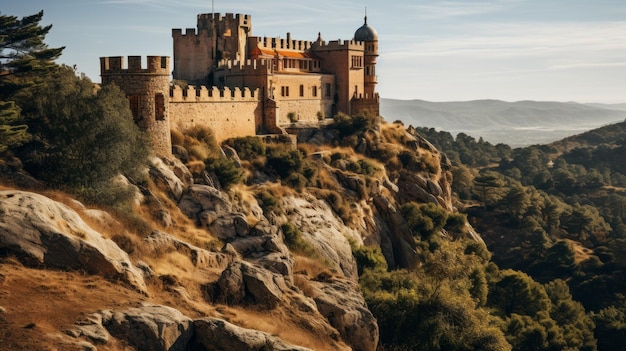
[402,0,517,20]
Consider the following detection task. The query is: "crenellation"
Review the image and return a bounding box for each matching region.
[169,84,260,103]
[255,35,314,51]
[100,55,169,75]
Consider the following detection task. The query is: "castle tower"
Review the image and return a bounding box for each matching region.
[100,56,172,157]
[354,15,379,99]
[172,13,252,84]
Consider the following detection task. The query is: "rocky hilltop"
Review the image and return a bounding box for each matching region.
[0,120,472,351]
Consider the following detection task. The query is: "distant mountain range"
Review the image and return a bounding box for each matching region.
[380,99,626,147]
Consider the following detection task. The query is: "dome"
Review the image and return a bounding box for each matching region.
[354,16,378,41]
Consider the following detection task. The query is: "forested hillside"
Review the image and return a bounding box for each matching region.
[417,121,626,350]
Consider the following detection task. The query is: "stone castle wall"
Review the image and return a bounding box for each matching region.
[169,86,261,143]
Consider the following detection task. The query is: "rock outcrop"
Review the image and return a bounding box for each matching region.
[0,190,147,294]
[193,317,313,351]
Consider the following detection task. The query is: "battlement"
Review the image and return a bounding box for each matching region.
[100,56,170,75]
[217,59,273,73]
[252,34,313,51]
[170,85,259,102]
[172,28,207,37]
[197,12,251,30]
[313,39,365,51]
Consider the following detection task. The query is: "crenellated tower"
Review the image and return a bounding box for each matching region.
[100,56,172,157]
[172,13,252,84]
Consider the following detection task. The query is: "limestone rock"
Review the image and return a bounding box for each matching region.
[211,261,285,309]
[178,184,233,220]
[143,230,233,270]
[149,157,185,201]
[276,196,359,279]
[309,277,379,351]
[104,304,193,351]
[0,190,147,294]
[193,317,312,351]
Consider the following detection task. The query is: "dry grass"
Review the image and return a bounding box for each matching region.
[0,258,144,351]
[380,122,410,144]
[293,255,335,281]
[224,306,351,351]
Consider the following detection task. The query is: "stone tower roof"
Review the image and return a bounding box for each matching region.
[354,16,378,41]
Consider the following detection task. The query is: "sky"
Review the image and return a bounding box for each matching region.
[3,0,626,103]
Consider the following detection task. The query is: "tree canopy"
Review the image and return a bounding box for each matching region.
[1,10,64,153]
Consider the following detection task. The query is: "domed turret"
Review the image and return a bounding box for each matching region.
[354,16,378,42]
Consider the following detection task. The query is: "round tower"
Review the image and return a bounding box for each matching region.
[354,15,379,99]
[100,56,172,157]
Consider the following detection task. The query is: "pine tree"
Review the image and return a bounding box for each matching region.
[0,11,64,153]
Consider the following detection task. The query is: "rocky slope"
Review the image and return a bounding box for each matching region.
[0,121,468,350]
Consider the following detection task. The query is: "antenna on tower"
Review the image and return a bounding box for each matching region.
[364,6,368,24]
[212,0,214,15]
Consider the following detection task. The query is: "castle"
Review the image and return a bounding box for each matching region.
[100,12,380,156]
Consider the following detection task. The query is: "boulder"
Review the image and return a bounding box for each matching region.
[143,230,234,270]
[149,157,186,201]
[309,277,379,351]
[104,304,194,351]
[0,190,147,294]
[178,184,233,220]
[193,318,312,351]
[211,261,285,309]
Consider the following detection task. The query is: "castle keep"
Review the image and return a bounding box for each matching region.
[100,12,380,156]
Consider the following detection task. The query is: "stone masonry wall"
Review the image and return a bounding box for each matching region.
[169,85,261,142]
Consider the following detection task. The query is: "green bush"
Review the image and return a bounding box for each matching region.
[265,146,303,178]
[400,202,448,241]
[353,245,387,275]
[280,223,315,256]
[226,136,265,160]
[205,156,244,189]
[256,189,279,215]
[332,111,378,137]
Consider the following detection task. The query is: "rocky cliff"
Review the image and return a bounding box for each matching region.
[0,121,472,350]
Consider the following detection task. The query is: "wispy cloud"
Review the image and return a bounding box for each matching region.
[401,0,519,20]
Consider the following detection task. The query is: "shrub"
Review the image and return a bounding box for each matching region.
[186,125,218,151]
[332,111,378,137]
[256,189,279,215]
[170,128,184,146]
[265,146,303,178]
[226,136,265,160]
[205,156,244,189]
[400,202,448,241]
[281,223,315,256]
[353,245,387,275]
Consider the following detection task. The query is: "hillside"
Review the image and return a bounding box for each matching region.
[1,117,475,350]
[381,98,626,147]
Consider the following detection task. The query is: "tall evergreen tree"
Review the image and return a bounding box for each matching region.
[1,11,63,153]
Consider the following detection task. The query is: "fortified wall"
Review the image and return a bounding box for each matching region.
[169,85,262,142]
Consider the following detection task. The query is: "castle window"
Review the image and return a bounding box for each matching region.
[312,86,318,97]
[351,55,363,69]
[155,93,165,120]
[281,86,289,97]
[128,95,140,121]
[299,85,304,97]
[325,83,331,97]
